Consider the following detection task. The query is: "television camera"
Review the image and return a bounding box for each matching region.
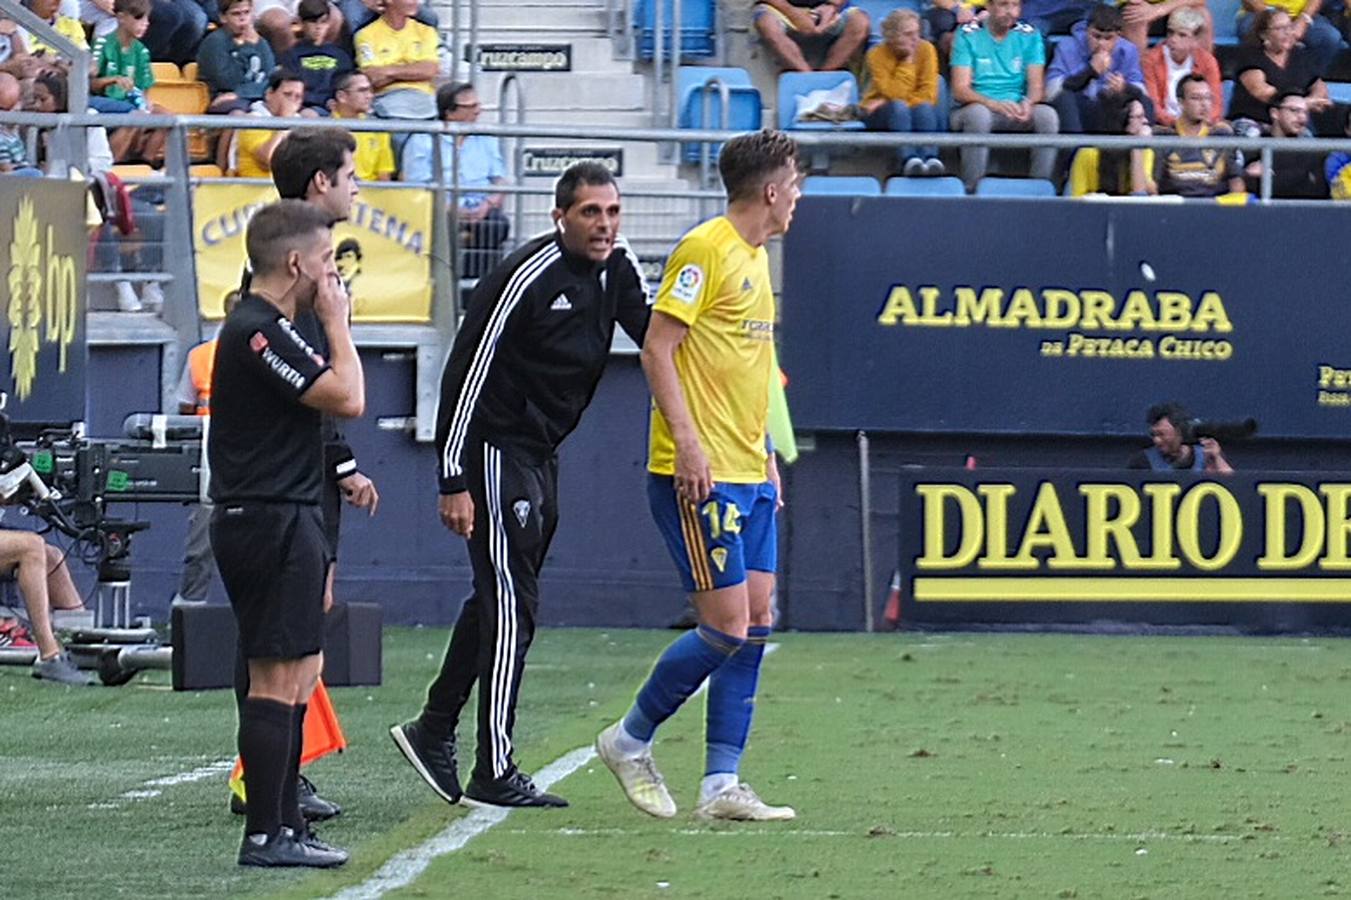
[0,398,205,685]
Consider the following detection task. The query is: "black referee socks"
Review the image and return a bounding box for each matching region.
[239,698,297,839]
[280,704,308,831]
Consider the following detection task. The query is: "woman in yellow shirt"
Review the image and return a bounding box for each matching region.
[861,9,944,176]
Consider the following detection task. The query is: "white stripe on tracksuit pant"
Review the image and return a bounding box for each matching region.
[421,440,559,781]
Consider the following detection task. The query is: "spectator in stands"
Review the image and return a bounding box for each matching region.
[0,72,38,174]
[402,83,508,278]
[232,68,305,176]
[256,0,344,56]
[1047,5,1147,133]
[1228,8,1336,135]
[752,0,871,73]
[1154,73,1245,196]
[141,0,211,68]
[280,0,352,112]
[353,0,437,120]
[198,0,276,114]
[1326,106,1351,198]
[925,0,985,63]
[1067,87,1156,194]
[1245,90,1329,197]
[1143,7,1222,127]
[1120,0,1212,53]
[861,9,943,176]
[1128,402,1233,472]
[329,71,393,180]
[1238,0,1341,75]
[950,0,1059,189]
[20,0,86,55]
[338,0,437,45]
[91,0,171,164]
[28,68,116,174]
[0,527,96,685]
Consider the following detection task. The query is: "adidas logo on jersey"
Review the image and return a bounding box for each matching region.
[550,294,573,311]
[741,277,752,292]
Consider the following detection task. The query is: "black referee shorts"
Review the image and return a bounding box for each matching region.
[320,477,341,561]
[210,502,327,660]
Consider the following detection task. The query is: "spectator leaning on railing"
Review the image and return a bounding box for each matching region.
[0,71,39,174]
[949,0,1059,189]
[1153,73,1245,197]
[198,0,276,113]
[861,9,944,176]
[1046,4,1147,134]
[1244,89,1329,198]
[1142,6,1222,128]
[1067,86,1157,194]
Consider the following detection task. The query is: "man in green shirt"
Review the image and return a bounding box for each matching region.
[949,0,1060,189]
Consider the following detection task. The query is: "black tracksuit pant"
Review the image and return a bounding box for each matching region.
[420,438,559,781]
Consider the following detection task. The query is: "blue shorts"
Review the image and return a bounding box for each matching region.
[647,475,778,593]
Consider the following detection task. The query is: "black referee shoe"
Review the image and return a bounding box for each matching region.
[228,776,341,821]
[390,720,463,805]
[463,768,568,809]
[237,828,347,868]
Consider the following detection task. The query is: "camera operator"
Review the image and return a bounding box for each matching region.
[209,200,363,868]
[0,519,95,685]
[1127,402,1234,474]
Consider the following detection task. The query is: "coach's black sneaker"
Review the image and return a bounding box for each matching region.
[237,829,347,868]
[297,774,342,821]
[463,768,568,809]
[229,776,341,821]
[390,720,463,804]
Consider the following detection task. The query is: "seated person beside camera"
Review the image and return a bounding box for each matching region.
[0,517,94,685]
[1127,402,1233,473]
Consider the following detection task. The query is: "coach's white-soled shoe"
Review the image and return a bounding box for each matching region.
[596,722,677,818]
[693,782,796,822]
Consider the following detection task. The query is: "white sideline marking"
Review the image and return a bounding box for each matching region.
[332,641,783,899]
[508,827,1275,844]
[330,746,596,900]
[89,758,235,810]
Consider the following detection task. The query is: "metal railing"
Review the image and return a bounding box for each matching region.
[3,110,1347,433]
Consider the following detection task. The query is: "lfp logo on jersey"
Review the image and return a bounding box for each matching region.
[670,264,703,304]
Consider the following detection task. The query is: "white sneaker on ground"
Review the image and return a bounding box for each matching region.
[115,281,143,312]
[923,157,946,176]
[595,722,677,818]
[693,782,795,821]
[902,157,926,177]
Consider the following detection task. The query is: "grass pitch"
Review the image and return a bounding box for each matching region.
[5,627,1351,899]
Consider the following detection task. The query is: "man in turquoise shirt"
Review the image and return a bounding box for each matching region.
[950,0,1059,189]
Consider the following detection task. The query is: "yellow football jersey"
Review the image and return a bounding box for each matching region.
[648,216,775,483]
[353,18,438,96]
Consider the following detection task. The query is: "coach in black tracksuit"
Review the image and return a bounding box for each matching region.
[390,162,649,809]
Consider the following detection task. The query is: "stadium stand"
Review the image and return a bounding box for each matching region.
[802,174,883,195]
[885,175,967,195]
[975,176,1058,197]
[777,72,866,131]
[677,66,762,162]
[634,0,717,59]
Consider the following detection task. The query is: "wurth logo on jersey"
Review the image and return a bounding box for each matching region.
[251,330,307,391]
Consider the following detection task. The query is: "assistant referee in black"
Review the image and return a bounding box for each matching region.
[390,162,650,809]
[210,200,365,868]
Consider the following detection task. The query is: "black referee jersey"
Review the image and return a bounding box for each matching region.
[435,231,651,494]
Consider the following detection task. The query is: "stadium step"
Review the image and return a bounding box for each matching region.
[475,70,646,110]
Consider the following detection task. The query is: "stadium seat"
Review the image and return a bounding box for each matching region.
[151,62,185,83]
[777,72,866,131]
[189,163,224,178]
[884,175,966,196]
[678,66,762,163]
[1211,0,1241,45]
[802,175,882,195]
[111,164,159,179]
[147,81,209,115]
[975,177,1057,197]
[181,61,199,82]
[1327,82,1351,104]
[635,0,716,60]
